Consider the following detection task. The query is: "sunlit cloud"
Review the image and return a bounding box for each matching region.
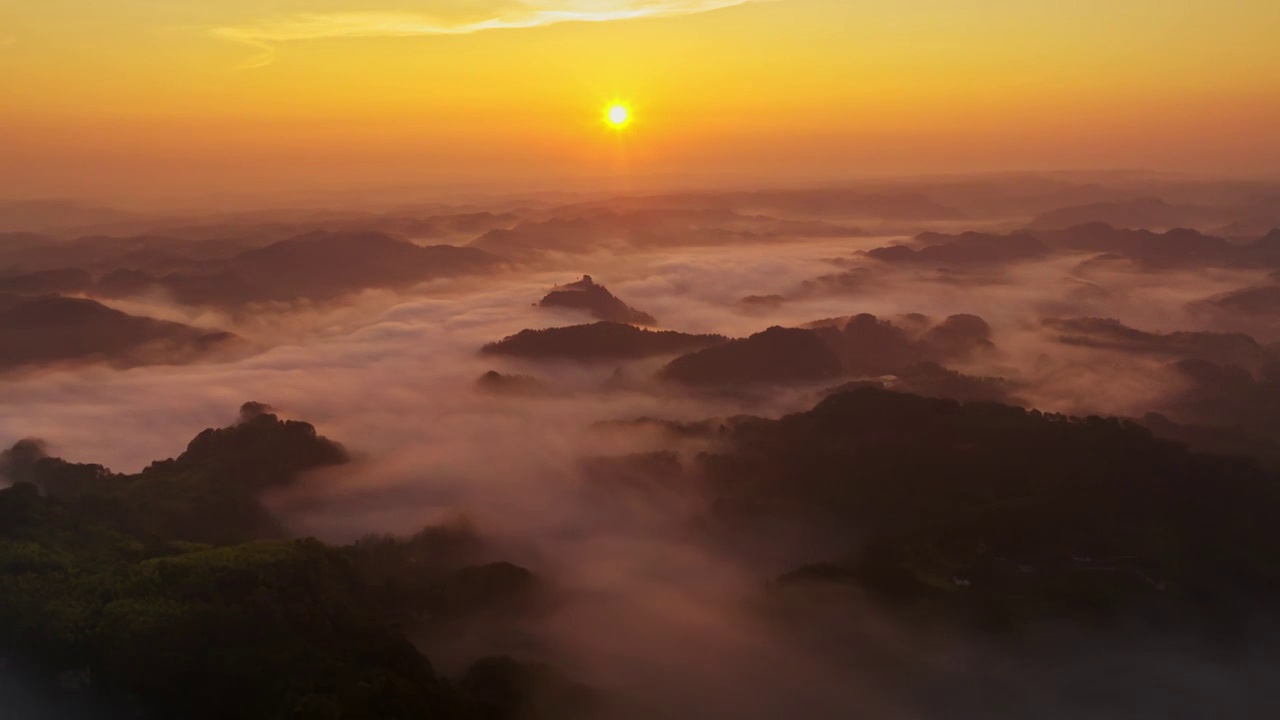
[213,1,758,69]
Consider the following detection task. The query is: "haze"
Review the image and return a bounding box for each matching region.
[3,1,1279,204]
[3,2,1280,719]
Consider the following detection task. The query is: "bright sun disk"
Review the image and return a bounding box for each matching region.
[605,103,631,128]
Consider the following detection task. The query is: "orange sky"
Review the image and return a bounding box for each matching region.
[2,1,1278,205]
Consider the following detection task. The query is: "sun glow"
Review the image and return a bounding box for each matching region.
[605,103,632,128]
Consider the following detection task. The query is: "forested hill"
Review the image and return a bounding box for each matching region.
[0,405,592,720]
[5,389,1280,717]
[692,387,1280,633]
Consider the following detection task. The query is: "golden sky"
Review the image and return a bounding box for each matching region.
[2,1,1278,204]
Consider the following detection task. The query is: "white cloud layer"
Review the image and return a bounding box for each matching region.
[213,1,756,68]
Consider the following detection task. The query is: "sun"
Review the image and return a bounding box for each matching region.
[604,103,632,129]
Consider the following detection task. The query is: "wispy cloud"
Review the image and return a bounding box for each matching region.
[0,36,16,47]
[213,1,756,69]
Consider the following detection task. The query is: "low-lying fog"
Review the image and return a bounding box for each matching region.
[5,233,1271,478]
[5,179,1280,718]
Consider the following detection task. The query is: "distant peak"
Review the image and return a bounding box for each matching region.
[560,274,596,289]
[239,401,278,422]
[539,275,656,326]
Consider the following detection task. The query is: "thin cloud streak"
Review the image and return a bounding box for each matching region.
[212,1,757,69]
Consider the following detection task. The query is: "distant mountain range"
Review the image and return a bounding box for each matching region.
[1,230,505,307]
[0,293,241,371]
[868,223,1280,271]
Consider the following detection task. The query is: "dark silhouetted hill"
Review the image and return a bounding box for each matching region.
[888,224,1277,270]
[0,293,241,371]
[1028,196,1216,230]
[870,231,1049,267]
[809,313,993,376]
[119,209,519,248]
[3,402,347,542]
[1045,317,1277,371]
[1250,227,1280,260]
[0,234,214,274]
[0,199,137,231]
[739,294,787,307]
[476,370,551,395]
[470,206,864,257]
[724,189,965,220]
[229,230,502,300]
[538,275,656,325]
[460,655,600,720]
[482,321,725,360]
[96,267,273,306]
[1160,359,1280,435]
[531,187,962,221]
[1140,412,1280,470]
[0,268,92,296]
[326,210,519,239]
[824,362,1017,405]
[795,267,876,296]
[91,230,505,306]
[891,362,1018,404]
[689,387,1280,632]
[1196,284,1280,316]
[807,313,923,374]
[1053,223,1242,267]
[654,313,994,388]
[660,327,844,386]
[0,231,55,250]
[0,405,576,720]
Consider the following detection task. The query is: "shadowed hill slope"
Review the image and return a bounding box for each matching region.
[537,275,656,325]
[0,405,582,720]
[91,231,505,307]
[482,321,726,360]
[685,387,1280,632]
[660,327,845,386]
[0,293,241,371]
